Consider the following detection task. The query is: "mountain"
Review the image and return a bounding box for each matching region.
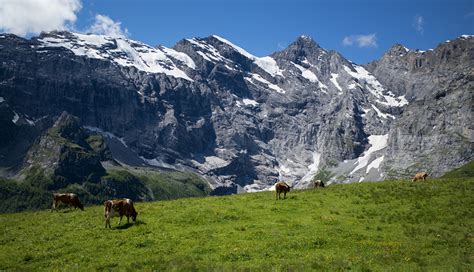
[0,31,472,196]
[365,35,474,178]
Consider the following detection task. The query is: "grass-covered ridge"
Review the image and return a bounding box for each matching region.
[441,160,474,178]
[0,177,472,270]
[0,166,211,213]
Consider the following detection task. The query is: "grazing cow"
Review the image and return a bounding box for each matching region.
[51,193,84,212]
[314,179,325,188]
[104,199,138,228]
[275,181,291,200]
[412,172,428,182]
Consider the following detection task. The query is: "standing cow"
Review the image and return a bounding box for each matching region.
[51,193,84,212]
[412,172,428,182]
[275,181,291,200]
[104,199,138,228]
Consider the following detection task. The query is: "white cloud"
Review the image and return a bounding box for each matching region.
[413,15,424,34]
[342,33,377,48]
[0,0,81,36]
[87,14,129,38]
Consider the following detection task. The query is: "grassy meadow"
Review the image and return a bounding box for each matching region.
[0,177,472,271]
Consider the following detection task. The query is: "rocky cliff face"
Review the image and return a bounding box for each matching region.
[0,31,472,193]
[366,35,474,177]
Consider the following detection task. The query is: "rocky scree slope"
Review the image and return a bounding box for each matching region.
[0,31,472,193]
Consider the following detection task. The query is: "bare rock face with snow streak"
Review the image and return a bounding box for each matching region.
[366,35,474,177]
[0,31,472,193]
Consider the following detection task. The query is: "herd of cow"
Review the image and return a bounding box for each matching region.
[275,171,427,199]
[51,193,138,228]
[50,172,428,227]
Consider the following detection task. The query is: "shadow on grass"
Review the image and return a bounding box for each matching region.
[114,220,146,230]
[59,209,82,213]
[134,220,146,226]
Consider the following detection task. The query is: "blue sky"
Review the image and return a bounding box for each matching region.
[1,0,473,63]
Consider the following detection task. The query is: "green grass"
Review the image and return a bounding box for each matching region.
[0,177,472,271]
[137,170,212,200]
[442,160,474,178]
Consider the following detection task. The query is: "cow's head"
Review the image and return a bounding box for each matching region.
[132,210,138,222]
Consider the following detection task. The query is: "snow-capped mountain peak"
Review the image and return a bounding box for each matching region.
[35,31,195,81]
[191,35,284,77]
[0,31,471,195]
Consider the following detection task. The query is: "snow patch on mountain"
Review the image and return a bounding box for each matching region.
[276,163,291,176]
[348,82,360,90]
[301,151,321,182]
[291,62,328,91]
[39,35,109,59]
[243,182,273,193]
[366,155,384,174]
[330,73,343,94]
[113,39,193,81]
[188,38,228,63]
[236,98,259,108]
[243,98,259,106]
[192,156,231,172]
[211,35,253,58]
[343,65,408,107]
[12,111,19,124]
[212,35,283,77]
[160,46,196,69]
[292,63,317,82]
[245,74,285,93]
[254,57,283,77]
[371,104,395,119]
[38,32,194,81]
[350,134,388,175]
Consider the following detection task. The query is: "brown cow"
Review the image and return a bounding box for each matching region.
[412,171,428,182]
[104,199,138,228]
[51,193,84,212]
[275,181,291,200]
[314,179,325,188]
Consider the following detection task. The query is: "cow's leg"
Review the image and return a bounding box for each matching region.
[127,216,130,224]
[119,215,123,225]
[105,216,110,228]
[284,192,287,199]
